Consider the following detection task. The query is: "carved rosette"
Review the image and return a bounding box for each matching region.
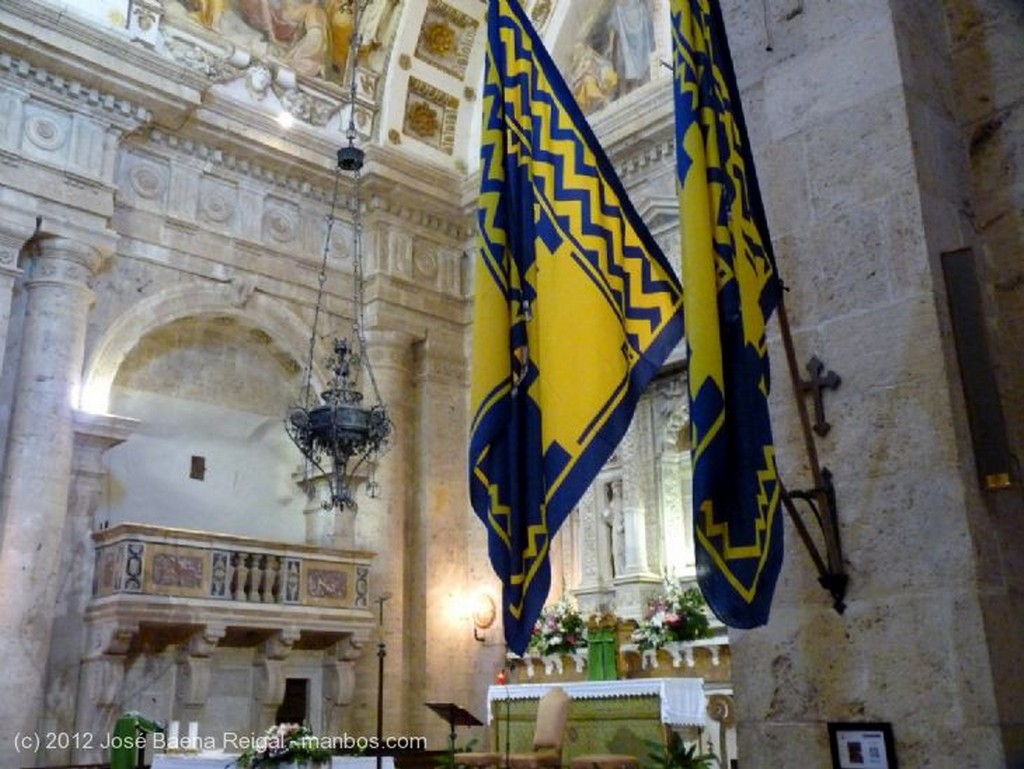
[415,0,480,80]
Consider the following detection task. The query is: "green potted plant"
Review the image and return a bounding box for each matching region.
[646,731,717,769]
[434,738,478,769]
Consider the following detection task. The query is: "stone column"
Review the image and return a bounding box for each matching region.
[73,619,138,766]
[619,400,655,577]
[411,339,472,743]
[42,412,138,766]
[0,227,27,376]
[613,400,662,619]
[572,481,616,616]
[0,235,106,766]
[350,328,415,739]
[300,472,357,549]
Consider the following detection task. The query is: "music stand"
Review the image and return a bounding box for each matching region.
[425,702,483,765]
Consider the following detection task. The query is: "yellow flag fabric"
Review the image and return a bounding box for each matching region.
[673,0,784,627]
[471,0,685,654]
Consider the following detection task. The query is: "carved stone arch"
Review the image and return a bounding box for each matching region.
[80,281,328,413]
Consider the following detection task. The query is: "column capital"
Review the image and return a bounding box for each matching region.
[0,226,31,276]
[27,235,108,288]
[363,327,419,370]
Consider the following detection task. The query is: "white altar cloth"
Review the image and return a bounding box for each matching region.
[152,755,395,769]
[487,678,706,726]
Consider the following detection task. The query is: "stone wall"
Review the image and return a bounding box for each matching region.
[709,1,1024,767]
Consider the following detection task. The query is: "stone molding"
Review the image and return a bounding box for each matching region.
[0,52,151,127]
[115,138,469,297]
[143,130,340,205]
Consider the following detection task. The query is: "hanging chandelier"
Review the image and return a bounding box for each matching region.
[286,4,392,511]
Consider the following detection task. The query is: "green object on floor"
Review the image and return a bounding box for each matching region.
[109,711,164,769]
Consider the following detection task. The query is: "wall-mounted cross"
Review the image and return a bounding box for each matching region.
[802,356,841,436]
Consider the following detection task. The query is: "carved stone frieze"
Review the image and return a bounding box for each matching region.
[278,86,340,127]
[619,138,676,180]
[0,53,151,127]
[126,157,169,201]
[163,33,240,81]
[369,195,470,241]
[385,226,414,278]
[262,198,300,244]
[198,176,237,226]
[155,20,373,132]
[650,372,689,450]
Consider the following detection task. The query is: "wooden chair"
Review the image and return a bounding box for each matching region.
[456,687,571,769]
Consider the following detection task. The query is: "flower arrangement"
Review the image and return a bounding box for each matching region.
[526,597,588,656]
[236,723,332,768]
[632,578,712,651]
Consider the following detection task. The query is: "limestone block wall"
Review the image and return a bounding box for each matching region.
[935,1,1024,760]
[692,1,1024,767]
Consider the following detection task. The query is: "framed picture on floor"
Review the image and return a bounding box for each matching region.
[827,722,897,769]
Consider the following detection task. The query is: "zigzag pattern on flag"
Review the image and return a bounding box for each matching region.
[470,0,684,654]
[672,0,783,628]
[480,9,679,346]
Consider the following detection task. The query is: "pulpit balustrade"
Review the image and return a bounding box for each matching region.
[91,522,373,611]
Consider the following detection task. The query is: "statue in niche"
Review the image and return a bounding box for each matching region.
[601,479,625,580]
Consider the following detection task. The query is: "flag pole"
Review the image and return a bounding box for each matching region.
[774,294,848,612]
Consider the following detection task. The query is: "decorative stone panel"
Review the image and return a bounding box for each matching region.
[403,77,460,155]
[92,523,373,611]
[415,0,480,80]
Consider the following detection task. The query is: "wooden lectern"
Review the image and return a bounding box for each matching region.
[425,702,484,765]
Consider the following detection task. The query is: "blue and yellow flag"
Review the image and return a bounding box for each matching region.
[672,0,784,627]
[471,0,685,654]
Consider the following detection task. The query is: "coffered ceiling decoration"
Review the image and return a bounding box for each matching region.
[414,0,479,80]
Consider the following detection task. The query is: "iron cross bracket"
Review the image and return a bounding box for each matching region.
[783,468,848,614]
[801,356,842,436]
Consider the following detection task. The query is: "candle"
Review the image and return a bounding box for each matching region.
[187,721,199,750]
[167,721,180,751]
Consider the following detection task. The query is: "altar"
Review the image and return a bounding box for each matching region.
[486,678,705,760]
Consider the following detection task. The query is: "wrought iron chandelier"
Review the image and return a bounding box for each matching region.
[286,4,392,511]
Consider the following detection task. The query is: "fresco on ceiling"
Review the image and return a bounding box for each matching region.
[567,0,658,115]
[175,0,400,82]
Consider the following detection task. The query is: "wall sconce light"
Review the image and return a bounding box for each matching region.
[470,592,496,643]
